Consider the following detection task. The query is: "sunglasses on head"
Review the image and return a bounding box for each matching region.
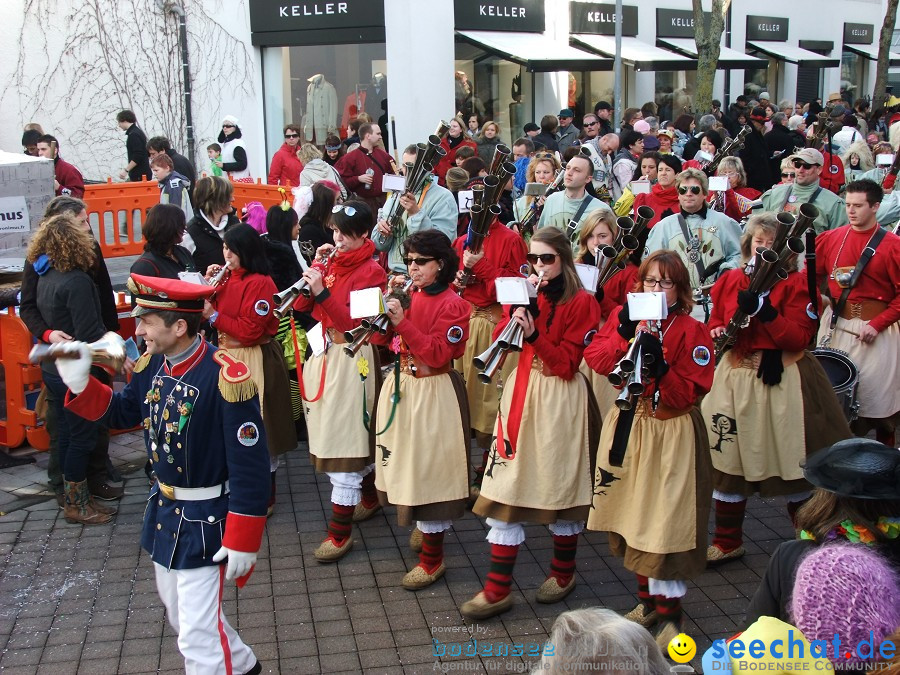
[402,256,436,267]
[331,204,357,216]
[677,185,702,195]
[284,133,299,138]
[792,159,815,170]
[781,172,796,178]
[526,253,558,265]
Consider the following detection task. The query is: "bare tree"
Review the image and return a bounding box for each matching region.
[692,0,732,114]
[873,0,900,109]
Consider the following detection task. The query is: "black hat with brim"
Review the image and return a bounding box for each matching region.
[802,439,900,500]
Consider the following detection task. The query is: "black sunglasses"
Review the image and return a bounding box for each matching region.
[284,133,299,139]
[677,185,702,195]
[792,159,815,170]
[781,172,796,178]
[222,124,235,129]
[583,121,599,127]
[526,253,558,265]
[402,256,436,267]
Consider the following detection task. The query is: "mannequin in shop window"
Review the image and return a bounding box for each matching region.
[304,74,338,145]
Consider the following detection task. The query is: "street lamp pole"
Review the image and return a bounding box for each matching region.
[613,0,623,132]
[158,0,196,168]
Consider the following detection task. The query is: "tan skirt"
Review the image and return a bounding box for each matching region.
[704,351,852,497]
[474,366,600,525]
[455,306,519,435]
[226,341,297,456]
[817,308,900,420]
[374,369,470,527]
[303,344,378,473]
[587,406,711,580]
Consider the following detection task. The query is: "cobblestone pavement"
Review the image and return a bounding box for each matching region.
[0,432,794,674]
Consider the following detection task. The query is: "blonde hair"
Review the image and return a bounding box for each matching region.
[675,167,708,194]
[524,154,561,208]
[530,228,582,304]
[297,143,322,164]
[717,156,748,188]
[740,212,800,272]
[478,120,500,138]
[575,210,617,262]
[26,214,95,273]
[194,176,233,218]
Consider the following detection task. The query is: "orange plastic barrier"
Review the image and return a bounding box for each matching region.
[0,295,138,451]
[231,178,293,215]
[83,178,160,259]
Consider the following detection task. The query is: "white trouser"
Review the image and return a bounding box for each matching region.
[485,518,584,545]
[327,464,374,506]
[648,579,687,598]
[417,519,453,534]
[714,489,810,504]
[154,563,257,675]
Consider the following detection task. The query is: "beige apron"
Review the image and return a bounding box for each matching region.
[303,344,376,463]
[588,405,697,554]
[478,366,593,514]
[818,308,900,419]
[455,309,519,435]
[702,352,806,484]
[374,372,469,507]
[579,359,618,419]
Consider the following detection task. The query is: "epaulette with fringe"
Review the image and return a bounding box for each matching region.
[132,352,152,374]
[212,350,258,402]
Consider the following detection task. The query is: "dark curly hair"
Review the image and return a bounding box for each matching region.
[402,230,458,286]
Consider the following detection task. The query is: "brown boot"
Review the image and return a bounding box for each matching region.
[64,480,113,525]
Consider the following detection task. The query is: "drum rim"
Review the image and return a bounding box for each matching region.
[812,348,857,390]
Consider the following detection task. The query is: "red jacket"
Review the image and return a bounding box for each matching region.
[585,307,714,409]
[709,267,817,354]
[815,224,900,333]
[212,268,278,343]
[386,284,471,368]
[453,218,528,308]
[601,263,639,317]
[292,240,386,332]
[708,186,762,222]
[434,137,477,186]
[633,183,679,228]
[267,143,303,186]
[820,150,846,195]
[495,286,601,381]
[335,146,396,201]
[54,157,85,198]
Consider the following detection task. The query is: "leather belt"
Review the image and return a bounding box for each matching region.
[635,398,692,421]
[158,481,230,501]
[471,303,503,324]
[326,327,348,345]
[731,350,803,370]
[399,355,451,378]
[838,299,888,321]
[218,333,271,350]
[531,355,553,377]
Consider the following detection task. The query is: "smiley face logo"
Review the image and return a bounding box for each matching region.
[668,633,696,663]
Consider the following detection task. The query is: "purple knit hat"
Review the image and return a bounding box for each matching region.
[790,543,900,666]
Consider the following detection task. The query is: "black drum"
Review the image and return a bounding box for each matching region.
[812,348,860,422]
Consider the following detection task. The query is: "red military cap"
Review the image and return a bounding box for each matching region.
[127,273,215,317]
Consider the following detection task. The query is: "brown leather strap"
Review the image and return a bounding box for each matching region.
[838,299,888,321]
[217,333,271,350]
[399,354,451,378]
[471,303,503,324]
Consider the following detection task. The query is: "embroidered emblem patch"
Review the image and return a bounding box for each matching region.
[829,164,839,174]
[237,422,259,446]
[169,178,181,189]
[806,303,818,320]
[446,325,464,343]
[254,299,270,316]
[692,345,711,366]
[583,329,597,346]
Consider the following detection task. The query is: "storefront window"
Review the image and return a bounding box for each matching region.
[262,43,387,148]
[744,55,779,100]
[841,51,863,105]
[454,42,534,145]
[655,71,697,122]
[571,72,617,124]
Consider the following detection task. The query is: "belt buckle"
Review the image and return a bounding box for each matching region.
[159,483,176,500]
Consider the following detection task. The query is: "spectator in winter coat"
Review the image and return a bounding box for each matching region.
[765,113,799,181]
[556,109,579,154]
[151,154,194,226]
[186,176,240,273]
[298,144,348,200]
[116,109,151,181]
[267,124,304,186]
[475,120,505,166]
[216,115,252,182]
[36,135,84,198]
[740,107,775,192]
[532,115,560,153]
[147,136,196,203]
[434,116,478,186]
[323,135,343,167]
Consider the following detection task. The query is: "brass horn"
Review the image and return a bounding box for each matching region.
[29,331,127,374]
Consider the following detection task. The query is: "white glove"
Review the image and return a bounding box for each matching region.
[212,546,257,580]
[54,342,92,394]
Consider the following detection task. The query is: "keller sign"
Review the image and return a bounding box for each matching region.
[656,8,711,39]
[570,1,638,37]
[454,0,545,33]
[843,23,874,45]
[746,15,788,42]
[249,0,384,33]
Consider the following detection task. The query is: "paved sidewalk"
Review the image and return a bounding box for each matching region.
[0,434,794,674]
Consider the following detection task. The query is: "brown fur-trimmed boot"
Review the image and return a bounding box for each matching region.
[64,480,113,525]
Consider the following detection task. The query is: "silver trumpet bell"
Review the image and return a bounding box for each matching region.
[29,331,128,374]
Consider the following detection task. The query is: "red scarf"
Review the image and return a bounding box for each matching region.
[331,238,376,274]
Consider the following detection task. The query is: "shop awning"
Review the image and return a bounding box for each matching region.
[844,43,900,66]
[456,31,612,72]
[656,37,767,69]
[746,41,840,67]
[571,34,694,71]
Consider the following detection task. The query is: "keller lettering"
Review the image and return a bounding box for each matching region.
[479,4,525,17]
[278,2,348,17]
[671,17,692,27]
[757,23,781,32]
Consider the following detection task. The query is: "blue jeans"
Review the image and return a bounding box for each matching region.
[42,370,101,483]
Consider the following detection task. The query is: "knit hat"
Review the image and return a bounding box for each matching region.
[790,543,900,666]
[222,115,239,127]
[633,120,651,135]
[523,122,540,133]
[788,115,805,130]
[241,201,267,235]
